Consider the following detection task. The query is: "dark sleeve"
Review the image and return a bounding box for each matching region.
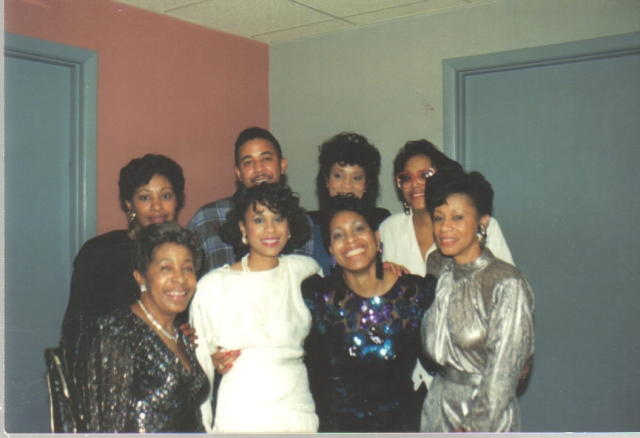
[301,275,326,370]
[81,318,136,432]
[301,275,329,416]
[63,244,100,325]
[63,234,138,329]
[403,274,439,374]
[301,274,325,331]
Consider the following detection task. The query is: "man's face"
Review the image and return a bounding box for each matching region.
[234,138,288,188]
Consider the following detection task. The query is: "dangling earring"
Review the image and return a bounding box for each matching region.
[127,209,137,223]
[375,242,384,279]
[242,235,248,245]
[477,224,487,247]
[288,232,291,239]
[403,202,411,215]
[140,284,147,293]
[329,255,337,269]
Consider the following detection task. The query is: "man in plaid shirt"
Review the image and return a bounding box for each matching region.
[187,127,314,273]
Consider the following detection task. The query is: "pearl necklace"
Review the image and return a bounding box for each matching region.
[137,299,179,343]
[241,253,280,272]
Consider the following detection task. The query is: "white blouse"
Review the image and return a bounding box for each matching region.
[379,211,514,276]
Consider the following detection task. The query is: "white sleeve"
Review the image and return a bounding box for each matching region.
[189,273,221,433]
[486,217,514,266]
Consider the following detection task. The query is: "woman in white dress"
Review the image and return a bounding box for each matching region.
[189,183,321,433]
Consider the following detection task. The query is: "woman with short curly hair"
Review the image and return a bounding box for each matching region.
[71,223,209,432]
[63,153,186,328]
[189,183,322,433]
[310,132,390,275]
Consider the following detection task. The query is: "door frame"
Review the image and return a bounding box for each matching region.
[442,32,640,167]
[5,32,98,258]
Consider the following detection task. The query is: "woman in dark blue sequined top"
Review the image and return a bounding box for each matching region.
[68,223,209,432]
[302,196,436,432]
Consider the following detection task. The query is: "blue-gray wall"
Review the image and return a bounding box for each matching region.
[270,0,640,432]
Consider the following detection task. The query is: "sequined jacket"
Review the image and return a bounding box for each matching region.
[66,308,209,433]
[302,273,437,432]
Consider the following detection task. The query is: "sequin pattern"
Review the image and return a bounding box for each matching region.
[68,308,209,432]
[302,273,436,432]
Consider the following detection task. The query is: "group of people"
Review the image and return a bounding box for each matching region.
[55,127,534,433]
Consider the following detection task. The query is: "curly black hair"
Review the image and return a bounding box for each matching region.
[392,140,462,202]
[315,132,381,210]
[118,154,185,212]
[131,222,204,278]
[320,194,380,252]
[220,183,310,260]
[425,169,494,218]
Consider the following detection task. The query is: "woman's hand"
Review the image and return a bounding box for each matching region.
[383,261,410,276]
[179,323,198,345]
[211,348,241,375]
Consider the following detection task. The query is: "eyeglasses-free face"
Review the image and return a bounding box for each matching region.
[395,168,435,189]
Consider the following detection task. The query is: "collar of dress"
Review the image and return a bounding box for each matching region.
[441,248,495,281]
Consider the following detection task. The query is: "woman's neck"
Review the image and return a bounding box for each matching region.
[342,264,398,298]
[453,245,484,266]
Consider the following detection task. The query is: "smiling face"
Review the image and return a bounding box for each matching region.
[329,210,380,274]
[239,202,290,263]
[400,154,434,212]
[234,138,288,188]
[134,242,197,319]
[125,174,177,231]
[326,163,367,198]
[433,193,489,265]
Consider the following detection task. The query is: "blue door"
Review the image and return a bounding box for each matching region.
[444,33,640,431]
[4,33,96,433]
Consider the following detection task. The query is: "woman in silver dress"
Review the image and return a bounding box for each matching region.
[420,169,534,432]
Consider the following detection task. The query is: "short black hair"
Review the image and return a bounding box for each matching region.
[131,222,204,278]
[234,127,283,166]
[315,132,381,210]
[320,194,380,252]
[392,140,462,202]
[425,169,494,218]
[118,154,185,211]
[220,183,310,260]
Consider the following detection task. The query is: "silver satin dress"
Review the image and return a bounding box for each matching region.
[420,249,534,432]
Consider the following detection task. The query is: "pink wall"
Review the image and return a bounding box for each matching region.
[6,0,270,233]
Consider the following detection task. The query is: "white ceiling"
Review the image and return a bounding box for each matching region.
[112,0,497,44]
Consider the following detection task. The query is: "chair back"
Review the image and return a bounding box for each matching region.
[44,347,84,433]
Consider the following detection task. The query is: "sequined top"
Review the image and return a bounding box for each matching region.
[69,308,209,433]
[302,273,437,432]
[421,249,534,432]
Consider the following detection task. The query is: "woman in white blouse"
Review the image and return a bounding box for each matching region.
[380,139,514,276]
[189,183,321,433]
